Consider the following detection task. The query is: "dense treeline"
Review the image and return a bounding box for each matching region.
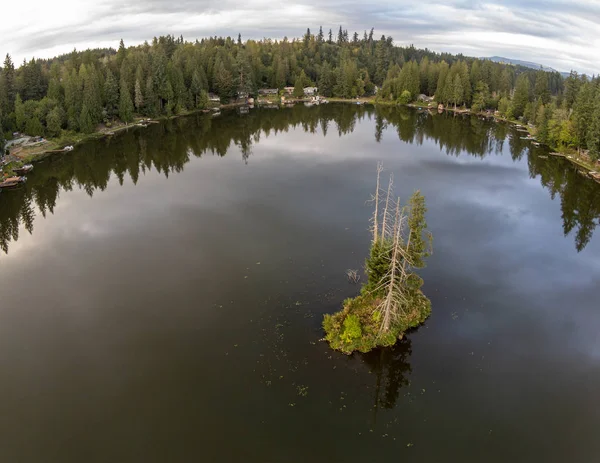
[1,105,598,254]
[377,63,600,160]
[0,27,598,158]
[0,29,564,142]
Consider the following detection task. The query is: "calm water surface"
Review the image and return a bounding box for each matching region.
[1,105,599,462]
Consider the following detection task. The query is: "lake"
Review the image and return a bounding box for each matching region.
[1,104,599,462]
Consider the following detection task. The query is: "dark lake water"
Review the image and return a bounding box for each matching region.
[1,104,599,462]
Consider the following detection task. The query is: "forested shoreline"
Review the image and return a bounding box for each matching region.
[0,27,599,160]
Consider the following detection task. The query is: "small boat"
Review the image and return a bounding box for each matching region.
[549,152,565,157]
[538,155,548,159]
[0,176,27,189]
[532,142,541,147]
[13,164,34,175]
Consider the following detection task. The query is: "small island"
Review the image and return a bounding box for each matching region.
[324,164,432,353]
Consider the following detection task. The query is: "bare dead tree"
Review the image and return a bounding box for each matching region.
[371,162,384,244]
[380,174,394,243]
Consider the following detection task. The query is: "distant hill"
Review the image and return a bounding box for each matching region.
[485,56,570,77]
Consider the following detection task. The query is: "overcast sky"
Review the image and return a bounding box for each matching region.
[1,0,598,75]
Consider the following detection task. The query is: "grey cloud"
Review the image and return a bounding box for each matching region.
[2,0,598,75]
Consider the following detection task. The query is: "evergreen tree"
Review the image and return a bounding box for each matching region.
[104,69,119,118]
[293,74,305,98]
[317,26,324,43]
[46,107,65,137]
[470,60,482,92]
[79,103,94,133]
[0,119,5,155]
[511,74,531,118]
[64,68,82,130]
[304,28,311,47]
[145,76,157,117]
[535,103,552,144]
[452,74,463,108]
[498,96,510,117]
[471,81,489,113]
[119,77,134,122]
[563,71,580,110]
[573,82,595,148]
[435,61,449,104]
[134,79,144,111]
[426,62,439,96]
[1,54,16,115]
[458,61,471,105]
[15,94,24,131]
[235,50,254,95]
[116,39,127,72]
[213,59,234,102]
[586,88,600,160]
[190,70,203,107]
[198,90,209,110]
[80,64,102,125]
[169,65,186,112]
[499,68,512,95]
[318,62,335,97]
[418,57,429,94]
[47,63,63,103]
[534,71,550,104]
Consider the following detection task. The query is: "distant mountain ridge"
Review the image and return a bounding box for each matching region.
[484,56,570,77]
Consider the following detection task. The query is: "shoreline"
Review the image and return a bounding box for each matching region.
[3,99,599,183]
[330,97,600,176]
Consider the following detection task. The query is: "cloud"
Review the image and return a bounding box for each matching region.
[0,0,598,74]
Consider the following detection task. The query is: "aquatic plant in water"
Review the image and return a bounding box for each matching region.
[323,163,433,353]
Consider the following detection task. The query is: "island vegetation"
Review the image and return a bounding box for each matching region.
[324,165,432,353]
[1,26,599,167]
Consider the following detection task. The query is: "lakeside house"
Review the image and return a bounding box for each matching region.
[258,88,278,96]
[418,94,434,103]
[208,93,220,102]
[283,87,294,95]
[304,87,318,96]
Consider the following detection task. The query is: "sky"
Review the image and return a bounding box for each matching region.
[1,0,598,75]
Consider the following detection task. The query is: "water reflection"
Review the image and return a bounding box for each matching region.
[1,105,599,254]
[361,337,412,413]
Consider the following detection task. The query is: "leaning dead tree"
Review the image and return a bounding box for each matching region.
[324,163,433,353]
[371,161,384,244]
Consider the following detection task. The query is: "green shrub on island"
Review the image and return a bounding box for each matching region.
[323,164,432,354]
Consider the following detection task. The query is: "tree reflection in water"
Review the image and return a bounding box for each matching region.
[1,105,599,254]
